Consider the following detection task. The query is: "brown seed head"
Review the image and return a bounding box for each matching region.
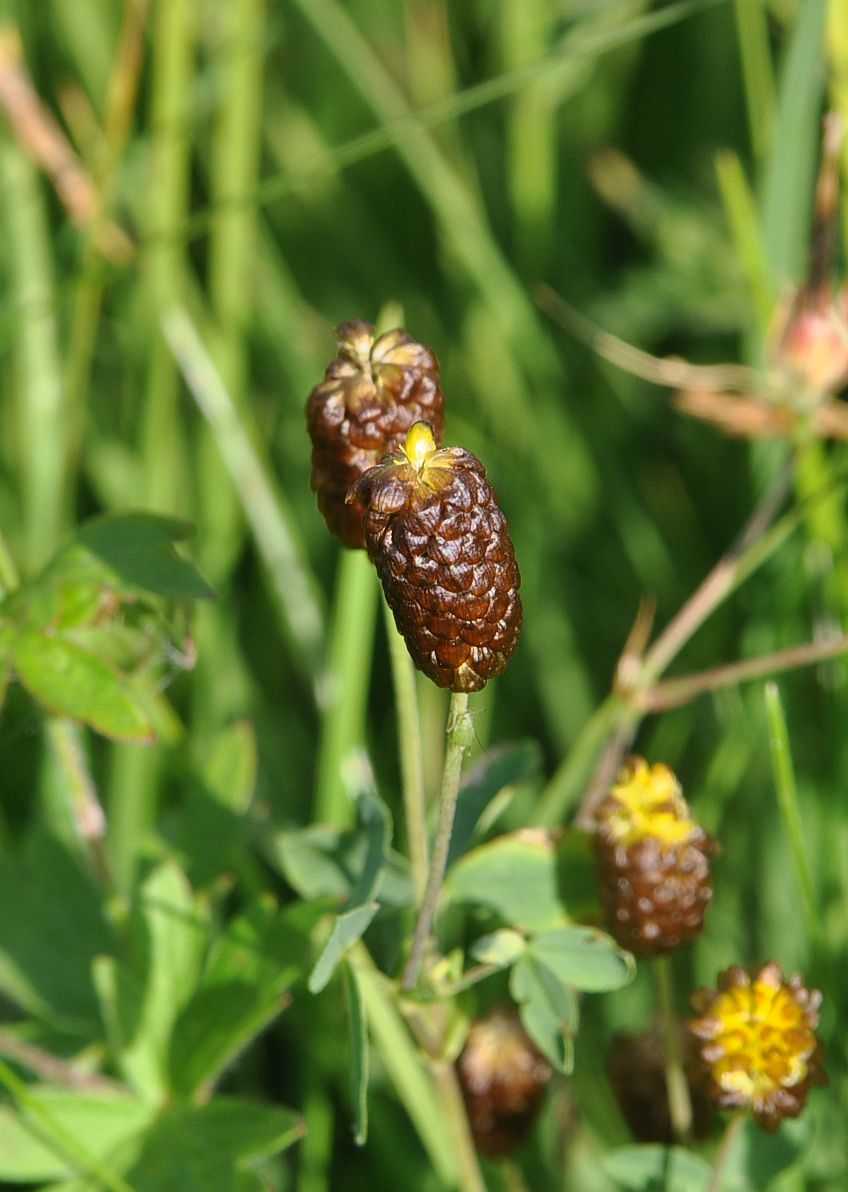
[593,758,716,956]
[348,422,522,691]
[457,1006,552,1158]
[306,320,445,548]
[689,962,826,1132]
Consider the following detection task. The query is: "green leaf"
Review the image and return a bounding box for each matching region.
[201,721,257,813]
[444,832,566,930]
[308,903,379,993]
[75,513,214,600]
[760,0,827,286]
[306,786,392,993]
[173,722,257,886]
[602,1145,717,1192]
[348,786,391,906]
[125,1098,304,1192]
[94,861,208,1099]
[266,825,413,908]
[0,831,114,1028]
[12,629,155,743]
[0,1088,153,1182]
[470,928,526,968]
[447,740,544,864]
[168,898,323,1098]
[510,952,577,1073]
[526,927,635,993]
[344,959,368,1146]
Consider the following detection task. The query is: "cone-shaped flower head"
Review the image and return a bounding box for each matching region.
[457,1007,552,1158]
[690,963,826,1132]
[306,320,446,548]
[349,421,522,692]
[594,758,716,956]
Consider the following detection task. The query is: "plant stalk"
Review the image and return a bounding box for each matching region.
[402,691,471,991]
[763,682,817,940]
[705,1111,746,1192]
[383,597,428,902]
[654,955,693,1143]
[432,1061,487,1192]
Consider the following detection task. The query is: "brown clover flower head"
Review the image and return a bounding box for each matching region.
[457,1006,552,1158]
[593,758,716,956]
[349,421,522,692]
[689,962,826,1132]
[306,320,445,548]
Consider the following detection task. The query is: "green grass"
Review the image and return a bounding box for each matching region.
[0,1,846,1189]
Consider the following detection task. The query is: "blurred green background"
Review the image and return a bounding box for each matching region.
[0,0,846,1188]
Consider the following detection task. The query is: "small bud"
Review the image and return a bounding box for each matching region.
[349,422,522,692]
[689,962,827,1132]
[593,758,716,956]
[457,1007,552,1158]
[306,321,445,548]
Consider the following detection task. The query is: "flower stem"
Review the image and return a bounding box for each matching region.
[654,955,693,1143]
[705,1112,746,1192]
[402,690,471,992]
[432,1061,487,1192]
[764,682,818,942]
[383,598,428,903]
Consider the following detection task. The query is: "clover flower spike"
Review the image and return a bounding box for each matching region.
[593,758,716,956]
[349,421,522,692]
[306,320,445,548]
[689,962,826,1132]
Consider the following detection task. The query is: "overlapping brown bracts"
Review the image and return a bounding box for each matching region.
[595,830,715,956]
[593,760,716,956]
[306,320,445,548]
[349,422,522,692]
[457,1007,552,1158]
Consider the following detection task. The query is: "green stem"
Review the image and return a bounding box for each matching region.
[314,551,379,826]
[162,306,327,697]
[733,0,775,163]
[705,1112,746,1192]
[432,1061,487,1192]
[352,944,456,1184]
[2,141,65,573]
[763,682,817,941]
[0,525,21,595]
[654,955,693,1143]
[402,691,471,992]
[383,598,428,902]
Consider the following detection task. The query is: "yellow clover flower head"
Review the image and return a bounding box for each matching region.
[689,962,826,1132]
